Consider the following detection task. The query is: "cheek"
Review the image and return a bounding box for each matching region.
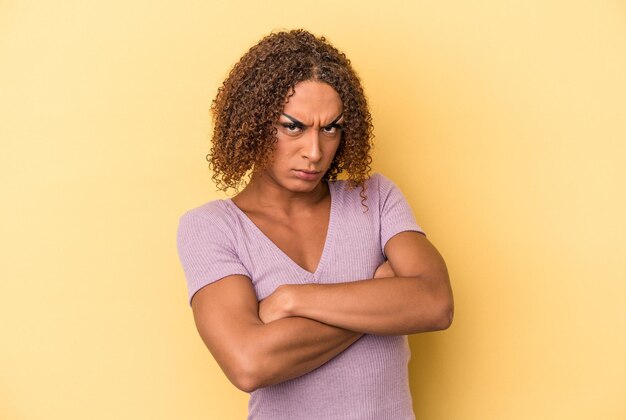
[325,140,341,159]
[271,141,297,164]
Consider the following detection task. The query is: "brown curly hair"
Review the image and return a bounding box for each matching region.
[208,29,373,193]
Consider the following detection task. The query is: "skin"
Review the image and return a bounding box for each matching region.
[191,80,454,393]
[230,80,345,273]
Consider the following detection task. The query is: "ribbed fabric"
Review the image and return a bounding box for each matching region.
[177,173,423,420]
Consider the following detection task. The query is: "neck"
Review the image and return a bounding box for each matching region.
[235,172,329,215]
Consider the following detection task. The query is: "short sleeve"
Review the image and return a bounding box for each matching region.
[176,209,250,305]
[377,174,425,257]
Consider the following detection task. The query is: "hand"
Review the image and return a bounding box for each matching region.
[373,260,396,279]
[258,285,295,324]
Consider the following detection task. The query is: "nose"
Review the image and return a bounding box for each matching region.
[301,130,322,163]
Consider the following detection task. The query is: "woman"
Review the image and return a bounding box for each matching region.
[177,29,453,420]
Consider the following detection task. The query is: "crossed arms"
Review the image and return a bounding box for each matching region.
[190,231,453,392]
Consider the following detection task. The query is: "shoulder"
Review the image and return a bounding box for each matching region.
[177,199,239,241]
[329,173,398,208]
[179,199,234,224]
[367,173,402,197]
[330,173,397,192]
[176,199,251,305]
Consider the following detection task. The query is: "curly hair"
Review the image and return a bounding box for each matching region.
[208,29,373,193]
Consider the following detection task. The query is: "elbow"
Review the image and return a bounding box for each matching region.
[430,271,454,331]
[228,358,262,393]
[226,347,271,393]
[436,303,454,330]
[433,296,454,331]
[415,288,453,333]
[231,373,261,393]
[406,299,453,334]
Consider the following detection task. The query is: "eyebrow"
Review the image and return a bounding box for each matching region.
[281,112,344,128]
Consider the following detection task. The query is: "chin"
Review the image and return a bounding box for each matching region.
[283,172,327,192]
[284,179,322,193]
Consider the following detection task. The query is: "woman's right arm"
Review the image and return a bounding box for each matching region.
[191,274,362,393]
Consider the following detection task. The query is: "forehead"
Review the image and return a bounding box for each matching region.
[282,80,343,118]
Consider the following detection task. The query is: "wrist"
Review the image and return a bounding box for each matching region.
[286,283,317,319]
[277,284,309,318]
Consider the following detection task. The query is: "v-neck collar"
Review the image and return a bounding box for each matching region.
[226,181,336,277]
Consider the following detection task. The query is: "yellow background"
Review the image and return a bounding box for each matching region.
[2,1,625,419]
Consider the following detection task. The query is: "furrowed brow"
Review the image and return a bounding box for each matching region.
[281,113,305,127]
[281,112,344,128]
[324,112,344,127]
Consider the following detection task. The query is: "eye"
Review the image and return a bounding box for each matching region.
[281,123,302,134]
[322,124,342,135]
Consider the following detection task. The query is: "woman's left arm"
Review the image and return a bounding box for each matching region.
[259,231,454,335]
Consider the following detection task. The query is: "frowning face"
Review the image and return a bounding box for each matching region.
[258,80,344,194]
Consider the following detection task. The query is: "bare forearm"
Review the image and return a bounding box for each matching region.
[272,231,455,335]
[200,317,362,392]
[278,276,453,335]
[259,232,453,335]
[224,316,361,391]
[192,275,362,393]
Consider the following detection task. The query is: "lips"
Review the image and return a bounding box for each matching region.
[293,169,322,180]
